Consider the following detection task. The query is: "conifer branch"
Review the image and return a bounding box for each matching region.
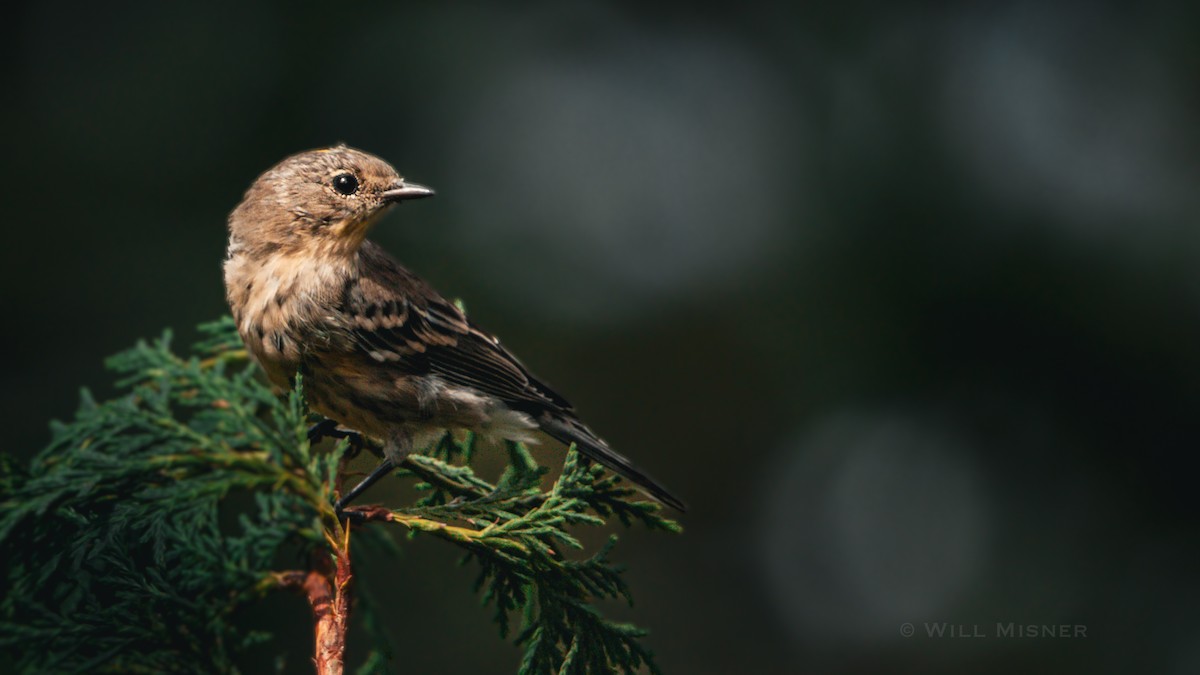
[0,316,679,674]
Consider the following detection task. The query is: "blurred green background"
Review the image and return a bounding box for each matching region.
[5,1,1199,673]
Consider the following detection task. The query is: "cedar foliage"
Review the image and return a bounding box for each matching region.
[0,316,680,673]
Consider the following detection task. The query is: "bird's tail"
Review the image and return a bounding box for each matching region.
[538,414,687,512]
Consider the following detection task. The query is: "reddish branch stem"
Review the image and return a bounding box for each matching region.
[280,538,353,675]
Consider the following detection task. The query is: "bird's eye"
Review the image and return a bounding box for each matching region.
[332,173,359,196]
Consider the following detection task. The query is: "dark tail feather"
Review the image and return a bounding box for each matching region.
[539,415,687,512]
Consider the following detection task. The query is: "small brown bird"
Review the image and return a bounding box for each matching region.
[224,145,684,511]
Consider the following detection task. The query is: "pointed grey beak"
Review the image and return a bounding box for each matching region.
[381,182,435,203]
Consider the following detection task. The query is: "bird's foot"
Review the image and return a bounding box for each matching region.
[335,503,369,525]
[307,419,338,443]
[307,420,372,459]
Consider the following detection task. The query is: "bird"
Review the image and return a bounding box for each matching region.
[224,145,685,512]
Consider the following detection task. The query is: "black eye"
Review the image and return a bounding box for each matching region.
[332,173,358,195]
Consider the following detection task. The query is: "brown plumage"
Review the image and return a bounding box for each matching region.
[224,145,685,511]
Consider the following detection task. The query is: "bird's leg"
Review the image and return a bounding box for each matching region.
[334,429,411,517]
[335,458,396,514]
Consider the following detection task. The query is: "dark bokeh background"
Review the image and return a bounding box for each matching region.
[5,1,1199,673]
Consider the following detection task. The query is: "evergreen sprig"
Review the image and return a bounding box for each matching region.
[0,316,679,674]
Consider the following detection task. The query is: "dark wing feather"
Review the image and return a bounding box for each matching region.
[337,242,686,511]
[339,242,571,414]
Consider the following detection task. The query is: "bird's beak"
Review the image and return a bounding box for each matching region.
[381,182,435,203]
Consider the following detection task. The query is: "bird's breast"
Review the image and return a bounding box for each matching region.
[224,251,352,392]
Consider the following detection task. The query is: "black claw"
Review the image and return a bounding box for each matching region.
[336,505,368,524]
[339,431,366,460]
[307,419,376,459]
[307,419,339,443]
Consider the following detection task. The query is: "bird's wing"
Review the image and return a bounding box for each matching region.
[336,243,686,512]
[336,244,572,415]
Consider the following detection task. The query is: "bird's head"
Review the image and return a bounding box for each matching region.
[227,145,433,257]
